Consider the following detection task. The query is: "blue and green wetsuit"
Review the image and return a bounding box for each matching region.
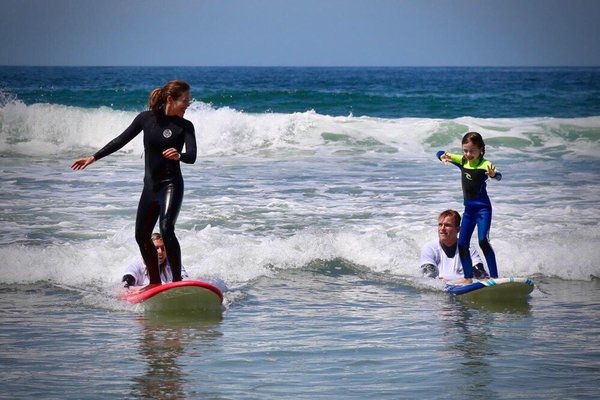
[436,150,502,279]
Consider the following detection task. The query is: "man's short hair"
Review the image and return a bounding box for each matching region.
[151,232,162,241]
[438,209,461,227]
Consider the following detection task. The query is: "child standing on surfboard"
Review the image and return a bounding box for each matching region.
[437,131,501,283]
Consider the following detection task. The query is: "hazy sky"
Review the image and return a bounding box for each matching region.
[1,0,599,67]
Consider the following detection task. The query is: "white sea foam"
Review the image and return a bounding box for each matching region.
[1,219,597,290]
[2,101,599,159]
[1,102,599,285]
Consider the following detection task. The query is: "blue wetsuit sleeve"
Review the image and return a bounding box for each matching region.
[179,121,197,164]
[94,113,145,161]
[436,150,445,160]
[492,172,502,181]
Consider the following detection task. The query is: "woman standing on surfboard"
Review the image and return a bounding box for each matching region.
[437,131,501,283]
[72,80,196,285]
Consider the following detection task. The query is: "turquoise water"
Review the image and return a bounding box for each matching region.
[2,66,599,118]
[0,67,599,398]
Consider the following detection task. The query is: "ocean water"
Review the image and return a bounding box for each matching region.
[1,66,599,399]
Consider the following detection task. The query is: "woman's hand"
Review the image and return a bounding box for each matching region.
[71,156,95,170]
[162,148,181,160]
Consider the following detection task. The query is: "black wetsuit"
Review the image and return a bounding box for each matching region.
[94,111,197,284]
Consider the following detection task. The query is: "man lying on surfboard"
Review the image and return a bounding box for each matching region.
[122,232,188,287]
[420,210,488,281]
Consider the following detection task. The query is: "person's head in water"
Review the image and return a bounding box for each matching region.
[150,232,167,265]
[437,209,461,248]
[148,80,191,117]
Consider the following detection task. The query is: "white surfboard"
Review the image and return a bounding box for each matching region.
[445,277,534,301]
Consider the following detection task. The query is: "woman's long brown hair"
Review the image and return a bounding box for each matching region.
[148,80,190,114]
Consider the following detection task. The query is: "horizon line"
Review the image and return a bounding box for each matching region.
[2,64,599,68]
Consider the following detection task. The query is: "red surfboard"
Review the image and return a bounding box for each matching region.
[119,280,223,313]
